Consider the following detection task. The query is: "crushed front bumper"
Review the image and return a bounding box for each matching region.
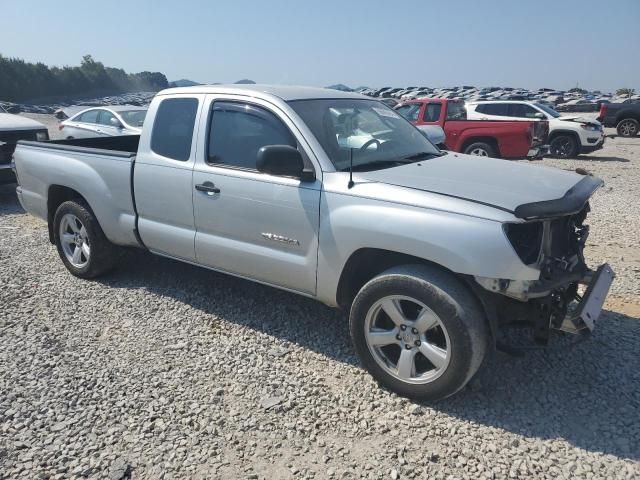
[556,263,615,334]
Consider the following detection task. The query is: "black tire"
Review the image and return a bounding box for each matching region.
[349,265,489,401]
[549,134,579,158]
[463,142,496,158]
[53,200,119,278]
[616,118,639,137]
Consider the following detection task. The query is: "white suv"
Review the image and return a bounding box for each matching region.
[466,100,605,158]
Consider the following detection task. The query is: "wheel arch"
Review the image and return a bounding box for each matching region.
[548,128,581,143]
[460,136,500,156]
[335,248,497,341]
[47,185,94,244]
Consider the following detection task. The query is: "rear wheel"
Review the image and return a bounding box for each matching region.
[53,200,119,278]
[616,118,639,137]
[549,134,579,158]
[463,142,496,157]
[349,265,489,400]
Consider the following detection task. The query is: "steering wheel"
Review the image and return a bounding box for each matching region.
[360,138,382,151]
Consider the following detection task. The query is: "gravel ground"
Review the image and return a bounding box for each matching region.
[1,116,639,479]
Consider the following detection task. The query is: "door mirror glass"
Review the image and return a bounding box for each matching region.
[256,145,314,181]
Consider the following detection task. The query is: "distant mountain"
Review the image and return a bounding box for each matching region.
[235,79,256,84]
[169,79,201,87]
[326,84,353,92]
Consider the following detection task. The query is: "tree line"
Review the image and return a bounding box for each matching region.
[0,54,168,102]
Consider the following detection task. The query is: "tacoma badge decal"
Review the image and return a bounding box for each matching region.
[261,233,300,246]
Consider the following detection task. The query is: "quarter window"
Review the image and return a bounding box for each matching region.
[151,98,198,161]
[207,102,296,170]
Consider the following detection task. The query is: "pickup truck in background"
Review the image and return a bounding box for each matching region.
[14,85,613,401]
[395,98,548,159]
[597,102,640,137]
[0,105,49,184]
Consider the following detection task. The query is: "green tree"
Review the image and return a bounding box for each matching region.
[616,88,636,98]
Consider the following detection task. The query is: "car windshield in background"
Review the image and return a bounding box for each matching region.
[534,103,561,118]
[288,99,441,171]
[120,110,147,127]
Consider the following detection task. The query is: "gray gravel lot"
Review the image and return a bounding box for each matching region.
[1,116,639,479]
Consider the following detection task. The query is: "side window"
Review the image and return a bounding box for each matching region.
[395,104,420,122]
[151,98,198,161]
[208,102,296,170]
[484,104,509,116]
[423,103,442,122]
[77,110,99,123]
[509,104,538,118]
[446,102,467,120]
[97,110,117,126]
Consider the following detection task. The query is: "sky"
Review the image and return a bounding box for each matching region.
[1,0,638,92]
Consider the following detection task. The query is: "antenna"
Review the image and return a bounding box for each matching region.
[348,147,354,189]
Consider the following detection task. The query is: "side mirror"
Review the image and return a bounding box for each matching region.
[7,105,21,114]
[257,145,315,181]
[110,117,123,128]
[534,112,545,119]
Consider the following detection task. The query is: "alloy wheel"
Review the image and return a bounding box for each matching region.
[364,295,451,384]
[59,213,90,268]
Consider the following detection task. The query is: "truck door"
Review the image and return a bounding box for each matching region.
[192,96,321,295]
[134,95,204,261]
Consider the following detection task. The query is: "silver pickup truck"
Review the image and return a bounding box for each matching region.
[13,85,614,400]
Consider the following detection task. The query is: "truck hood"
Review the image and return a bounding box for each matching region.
[0,113,47,132]
[357,152,600,218]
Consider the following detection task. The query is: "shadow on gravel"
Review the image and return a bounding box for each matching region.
[0,184,24,216]
[100,249,640,461]
[435,309,640,461]
[577,155,629,162]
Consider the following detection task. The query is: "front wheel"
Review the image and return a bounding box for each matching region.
[53,200,119,278]
[349,265,489,401]
[616,118,639,137]
[549,134,579,158]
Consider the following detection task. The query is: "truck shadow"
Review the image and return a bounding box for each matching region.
[0,184,25,216]
[99,250,640,461]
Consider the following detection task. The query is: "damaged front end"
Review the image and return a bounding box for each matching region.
[474,176,614,344]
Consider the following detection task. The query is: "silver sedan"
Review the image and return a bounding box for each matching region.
[59,105,148,139]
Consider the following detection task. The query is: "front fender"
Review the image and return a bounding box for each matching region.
[315,193,540,306]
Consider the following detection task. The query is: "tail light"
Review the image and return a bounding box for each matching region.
[599,103,608,118]
[58,124,64,130]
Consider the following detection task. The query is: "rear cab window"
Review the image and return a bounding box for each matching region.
[151,98,199,161]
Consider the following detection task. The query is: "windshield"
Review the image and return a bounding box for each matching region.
[288,99,441,171]
[119,110,147,127]
[534,103,561,118]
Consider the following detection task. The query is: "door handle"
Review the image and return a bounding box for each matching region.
[195,182,221,194]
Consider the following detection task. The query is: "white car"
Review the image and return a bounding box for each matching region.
[59,106,148,139]
[467,100,604,158]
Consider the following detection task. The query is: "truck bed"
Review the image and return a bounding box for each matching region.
[13,135,141,248]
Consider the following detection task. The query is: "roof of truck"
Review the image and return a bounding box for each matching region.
[158,84,367,101]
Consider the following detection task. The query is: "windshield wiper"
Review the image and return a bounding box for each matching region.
[402,151,445,161]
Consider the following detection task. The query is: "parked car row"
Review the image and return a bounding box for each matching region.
[356,85,638,113]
